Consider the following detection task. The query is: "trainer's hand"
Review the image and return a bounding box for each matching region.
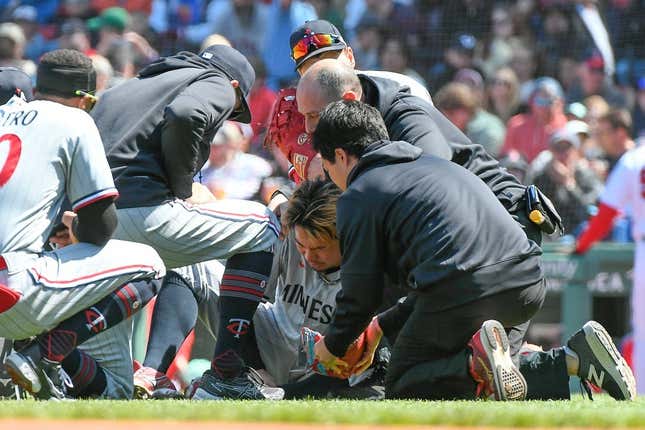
[314,336,349,378]
[352,316,383,375]
[186,182,217,205]
[61,211,79,245]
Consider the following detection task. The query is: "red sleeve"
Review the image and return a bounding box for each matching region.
[575,202,620,254]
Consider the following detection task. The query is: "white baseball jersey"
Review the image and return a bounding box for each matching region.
[600,145,645,393]
[254,234,341,384]
[0,98,118,254]
[600,145,645,241]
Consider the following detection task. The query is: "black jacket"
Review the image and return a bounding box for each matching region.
[359,73,527,215]
[324,141,543,357]
[92,52,237,208]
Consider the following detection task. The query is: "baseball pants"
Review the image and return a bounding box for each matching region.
[385,280,546,399]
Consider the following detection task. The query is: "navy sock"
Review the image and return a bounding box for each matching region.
[143,271,198,373]
[35,279,161,362]
[212,251,272,378]
[61,348,107,398]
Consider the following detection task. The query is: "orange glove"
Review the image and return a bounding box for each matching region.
[351,316,383,376]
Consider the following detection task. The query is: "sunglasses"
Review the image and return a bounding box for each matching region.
[75,90,98,112]
[291,33,342,62]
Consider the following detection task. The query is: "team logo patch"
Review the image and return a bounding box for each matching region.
[85,307,107,333]
[293,153,309,181]
[297,133,309,146]
[226,318,250,338]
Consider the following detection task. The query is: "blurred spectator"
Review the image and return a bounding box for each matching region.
[536,5,574,80]
[487,66,521,123]
[309,0,344,33]
[481,4,519,78]
[0,0,59,24]
[361,0,418,50]
[414,0,445,75]
[441,0,492,41]
[531,127,603,236]
[633,76,645,139]
[454,68,506,157]
[58,18,93,55]
[565,102,588,121]
[428,32,478,93]
[60,0,95,19]
[584,94,610,130]
[11,5,57,62]
[185,0,269,59]
[149,0,206,46]
[509,41,538,104]
[0,22,35,77]
[89,7,131,56]
[501,77,567,163]
[567,51,626,108]
[435,82,477,133]
[378,37,426,88]
[200,121,273,201]
[262,0,317,90]
[568,0,615,78]
[350,13,381,70]
[104,39,136,82]
[595,108,636,173]
[498,151,529,184]
[91,0,152,13]
[200,33,232,52]
[90,53,114,94]
[248,57,277,146]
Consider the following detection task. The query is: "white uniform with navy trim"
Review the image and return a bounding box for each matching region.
[599,145,645,393]
[0,97,165,398]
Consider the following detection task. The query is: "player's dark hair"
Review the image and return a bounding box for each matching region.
[37,49,96,98]
[312,99,389,161]
[284,179,341,240]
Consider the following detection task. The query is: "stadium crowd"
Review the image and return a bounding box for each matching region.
[0,0,643,403]
[0,0,642,242]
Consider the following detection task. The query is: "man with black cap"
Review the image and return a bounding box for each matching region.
[91,45,283,400]
[0,49,165,400]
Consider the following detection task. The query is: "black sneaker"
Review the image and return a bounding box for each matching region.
[192,368,284,400]
[4,352,72,401]
[567,321,636,400]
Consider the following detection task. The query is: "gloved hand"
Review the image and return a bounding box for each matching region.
[351,316,384,375]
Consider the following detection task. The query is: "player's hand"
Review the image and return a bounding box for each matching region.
[186,182,217,205]
[61,211,79,245]
[314,336,350,378]
[351,316,383,375]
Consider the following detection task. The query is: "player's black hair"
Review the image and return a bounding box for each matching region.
[312,99,389,161]
[37,48,96,97]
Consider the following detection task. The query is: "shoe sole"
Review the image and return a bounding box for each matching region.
[4,354,41,395]
[480,320,527,401]
[582,321,636,400]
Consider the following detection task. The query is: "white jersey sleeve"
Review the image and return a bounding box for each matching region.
[67,110,118,211]
[600,145,645,240]
[359,69,433,104]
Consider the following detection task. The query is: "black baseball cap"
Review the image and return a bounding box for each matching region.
[290,20,347,70]
[199,44,255,124]
[0,67,33,104]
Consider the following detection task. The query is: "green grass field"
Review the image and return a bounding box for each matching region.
[1,396,644,427]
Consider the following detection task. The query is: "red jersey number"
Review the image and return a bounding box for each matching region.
[0,133,21,187]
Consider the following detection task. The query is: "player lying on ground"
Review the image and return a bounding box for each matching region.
[0,49,165,400]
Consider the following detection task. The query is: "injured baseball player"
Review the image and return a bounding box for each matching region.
[0,49,165,400]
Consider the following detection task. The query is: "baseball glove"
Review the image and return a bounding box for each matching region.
[264,87,317,183]
[301,327,366,379]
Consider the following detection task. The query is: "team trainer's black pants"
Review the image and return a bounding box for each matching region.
[385,280,546,399]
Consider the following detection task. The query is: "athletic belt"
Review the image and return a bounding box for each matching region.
[0,256,6,271]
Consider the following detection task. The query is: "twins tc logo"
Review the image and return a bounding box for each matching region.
[84,307,107,333]
[226,318,250,338]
